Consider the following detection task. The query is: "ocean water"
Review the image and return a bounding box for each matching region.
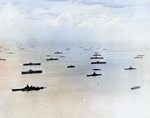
[0,41,150,118]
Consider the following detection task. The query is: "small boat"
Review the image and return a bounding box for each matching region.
[94,52,100,54]
[46,55,51,57]
[90,56,104,59]
[93,54,101,56]
[65,48,70,50]
[83,48,92,50]
[125,66,136,70]
[87,72,102,77]
[18,48,25,50]
[67,65,75,68]
[60,56,66,58]
[137,55,144,57]
[21,69,42,74]
[134,56,143,58]
[12,84,46,92]
[91,61,106,64]
[7,52,15,54]
[54,51,62,54]
[46,58,58,61]
[93,68,101,71]
[23,62,41,66]
[131,86,140,90]
[0,58,6,61]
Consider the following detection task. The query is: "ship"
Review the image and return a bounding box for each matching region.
[12,84,46,92]
[134,55,144,58]
[18,48,25,50]
[21,69,42,74]
[131,86,140,90]
[54,51,62,54]
[93,54,101,56]
[92,68,101,71]
[134,56,143,58]
[90,56,104,59]
[124,66,136,70]
[46,58,58,61]
[87,72,102,77]
[137,55,144,57]
[91,61,106,64]
[23,62,41,66]
[67,65,75,68]
[0,58,6,61]
[7,52,15,54]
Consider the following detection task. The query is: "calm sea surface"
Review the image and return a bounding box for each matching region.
[0,41,150,118]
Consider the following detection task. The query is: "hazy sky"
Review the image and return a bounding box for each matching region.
[0,0,150,47]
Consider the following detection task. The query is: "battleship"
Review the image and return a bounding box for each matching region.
[12,84,46,92]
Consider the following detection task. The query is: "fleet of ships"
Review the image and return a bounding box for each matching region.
[0,44,144,91]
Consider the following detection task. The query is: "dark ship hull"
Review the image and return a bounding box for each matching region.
[87,73,102,77]
[137,55,144,56]
[46,58,58,61]
[0,58,6,61]
[12,85,45,92]
[90,57,104,59]
[93,54,101,56]
[21,70,42,74]
[67,65,75,68]
[23,62,41,66]
[91,61,106,64]
[54,52,62,54]
[93,68,101,71]
[134,57,143,58]
[131,86,140,90]
[125,67,136,70]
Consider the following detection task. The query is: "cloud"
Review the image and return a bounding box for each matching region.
[0,0,150,48]
[0,2,27,40]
